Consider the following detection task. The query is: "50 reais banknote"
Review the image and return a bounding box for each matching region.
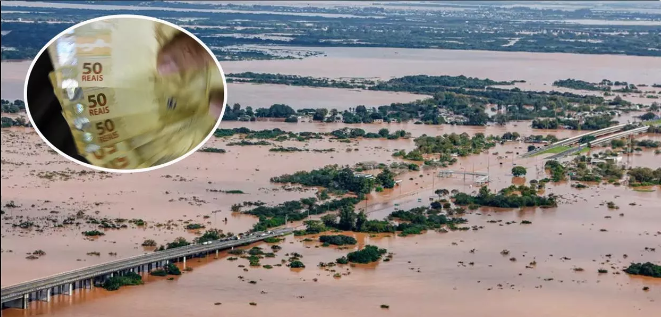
[46,17,224,170]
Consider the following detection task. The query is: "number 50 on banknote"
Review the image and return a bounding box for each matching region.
[24,15,227,172]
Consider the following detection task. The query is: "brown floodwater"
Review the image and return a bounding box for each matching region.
[2,122,660,316]
[3,44,659,107]
[226,83,426,110]
[2,47,660,316]
[222,46,661,86]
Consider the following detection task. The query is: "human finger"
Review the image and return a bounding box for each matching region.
[157,32,213,75]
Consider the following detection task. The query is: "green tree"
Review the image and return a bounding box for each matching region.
[267,104,296,118]
[378,128,390,138]
[355,211,367,232]
[313,108,328,121]
[512,166,527,177]
[376,168,396,189]
[338,205,357,230]
[304,220,326,234]
[640,112,656,121]
[611,139,626,148]
[321,214,338,227]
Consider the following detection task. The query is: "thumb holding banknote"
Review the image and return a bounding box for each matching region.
[157,32,224,118]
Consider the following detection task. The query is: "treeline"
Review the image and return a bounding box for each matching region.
[222,76,614,127]
[214,127,323,141]
[370,75,520,92]
[270,165,397,196]
[453,185,557,208]
[1,99,25,113]
[389,206,468,235]
[413,132,497,155]
[228,73,523,92]
[310,205,396,233]
[222,103,297,120]
[553,79,609,91]
[246,197,361,231]
[393,132,496,163]
[330,127,408,140]
[319,235,357,246]
[227,72,375,89]
[627,167,661,185]
[532,114,617,130]
[1,117,29,128]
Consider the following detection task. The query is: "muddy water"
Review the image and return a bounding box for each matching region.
[1,61,30,100]
[3,183,660,317]
[2,46,661,316]
[227,83,426,110]
[222,46,661,87]
[0,125,413,285]
[1,61,425,109]
[2,119,660,316]
[3,45,659,106]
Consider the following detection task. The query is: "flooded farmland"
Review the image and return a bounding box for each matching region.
[1,28,660,317]
[2,119,660,316]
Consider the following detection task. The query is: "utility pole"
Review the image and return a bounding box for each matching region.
[432,173,435,191]
[487,153,490,188]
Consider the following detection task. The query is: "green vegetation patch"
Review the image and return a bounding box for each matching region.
[318,235,357,246]
[102,272,143,291]
[624,262,661,278]
[346,245,388,264]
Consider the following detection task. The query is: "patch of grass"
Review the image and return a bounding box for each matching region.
[576,146,591,154]
[535,145,571,156]
[643,119,661,126]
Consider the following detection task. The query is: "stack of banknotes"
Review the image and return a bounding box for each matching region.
[47,18,223,170]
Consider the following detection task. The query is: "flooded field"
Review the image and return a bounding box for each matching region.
[3,46,660,106]
[1,29,660,317]
[1,120,660,316]
[220,46,661,88]
[227,83,426,110]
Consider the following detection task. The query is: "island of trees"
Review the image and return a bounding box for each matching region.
[221,75,641,129]
[343,245,388,264]
[453,185,557,209]
[624,262,661,278]
[270,165,397,197]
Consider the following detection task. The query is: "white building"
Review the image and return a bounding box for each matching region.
[297,115,312,123]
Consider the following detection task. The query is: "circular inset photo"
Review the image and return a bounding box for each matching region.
[24,15,226,172]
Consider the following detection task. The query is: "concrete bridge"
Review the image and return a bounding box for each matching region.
[522,123,632,158]
[0,228,292,310]
[546,126,649,160]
